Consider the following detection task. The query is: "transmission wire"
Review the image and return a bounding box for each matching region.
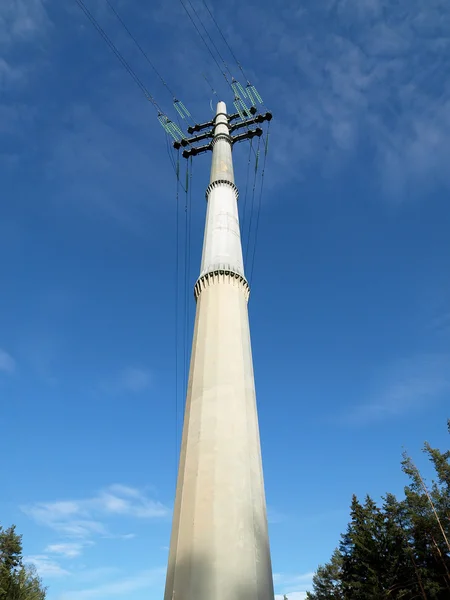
[184,0,233,80]
[178,0,232,89]
[201,0,249,83]
[182,159,190,403]
[185,157,193,403]
[104,0,176,98]
[74,0,161,111]
[174,148,181,482]
[249,123,270,285]
[244,135,261,269]
[166,135,187,193]
[240,138,253,240]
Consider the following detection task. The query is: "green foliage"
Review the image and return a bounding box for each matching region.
[307,422,450,600]
[0,526,46,600]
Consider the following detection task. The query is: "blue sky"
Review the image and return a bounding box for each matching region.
[1,0,450,598]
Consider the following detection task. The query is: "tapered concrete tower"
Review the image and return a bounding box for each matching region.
[164,102,274,600]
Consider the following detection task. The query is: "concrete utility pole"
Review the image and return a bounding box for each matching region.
[165,101,273,600]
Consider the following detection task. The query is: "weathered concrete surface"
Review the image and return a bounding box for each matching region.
[164,102,274,600]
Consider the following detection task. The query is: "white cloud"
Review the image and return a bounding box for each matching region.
[274,571,315,600]
[58,568,166,600]
[120,367,152,393]
[22,484,169,541]
[345,353,450,424]
[0,0,50,45]
[275,593,307,600]
[267,506,286,524]
[98,366,152,395]
[25,555,69,578]
[45,542,89,558]
[0,348,15,373]
[225,0,450,197]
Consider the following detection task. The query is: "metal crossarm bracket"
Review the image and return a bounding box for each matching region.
[187,120,214,134]
[173,108,271,158]
[229,106,257,121]
[232,127,263,145]
[182,143,212,159]
[230,112,272,133]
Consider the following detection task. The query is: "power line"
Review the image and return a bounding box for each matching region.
[184,0,233,80]
[185,157,193,401]
[74,0,162,111]
[244,135,261,268]
[182,158,190,403]
[104,0,176,99]
[249,124,270,286]
[201,0,249,83]
[174,148,181,483]
[240,138,253,240]
[177,0,232,89]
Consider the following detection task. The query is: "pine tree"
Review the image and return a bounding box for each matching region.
[339,495,386,599]
[306,549,343,600]
[0,525,46,600]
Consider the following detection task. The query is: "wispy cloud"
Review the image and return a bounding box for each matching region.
[344,353,450,425]
[45,542,90,558]
[0,348,15,373]
[22,484,170,541]
[0,0,50,45]
[98,366,152,395]
[24,554,69,578]
[58,567,166,600]
[221,0,450,197]
[0,0,51,94]
[274,571,315,600]
[267,506,287,524]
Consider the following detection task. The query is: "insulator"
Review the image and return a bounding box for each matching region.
[171,122,184,138]
[166,122,181,142]
[246,85,256,106]
[174,101,186,119]
[158,114,169,127]
[178,101,191,117]
[233,100,245,121]
[250,85,263,104]
[236,81,247,99]
[239,97,251,117]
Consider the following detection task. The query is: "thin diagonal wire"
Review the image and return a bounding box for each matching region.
[178,0,232,89]
[240,138,253,240]
[244,135,261,268]
[201,0,249,82]
[105,0,176,98]
[183,159,190,403]
[74,0,161,111]
[174,149,181,480]
[185,157,193,404]
[249,124,270,285]
[166,136,188,193]
[184,0,233,80]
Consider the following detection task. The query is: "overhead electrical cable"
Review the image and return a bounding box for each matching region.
[183,0,233,80]
[185,157,193,401]
[244,135,261,269]
[105,0,176,97]
[182,158,190,403]
[104,0,193,124]
[249,123,270,286]
[174,148,181,481]
[240,138,253,239]
[74,0,162,112]
[200,0,265,113]
[177,0,232,89]
[201,0,249,83]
